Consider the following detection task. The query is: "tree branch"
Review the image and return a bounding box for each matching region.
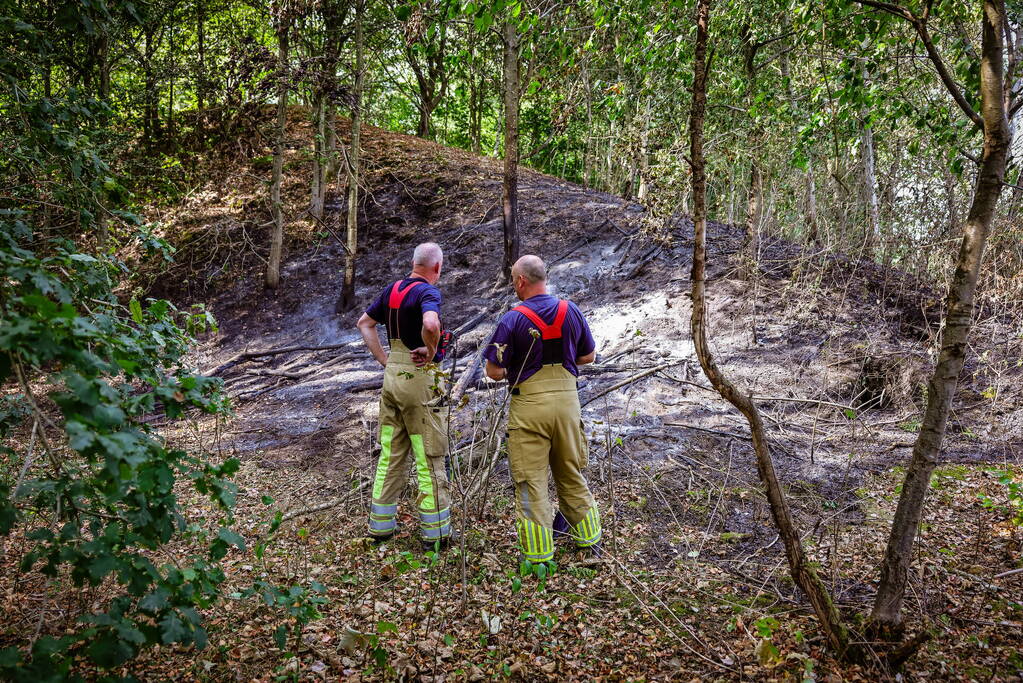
[854,0,985,130]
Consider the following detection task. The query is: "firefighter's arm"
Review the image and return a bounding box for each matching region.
[485,360,507,381]
[357,313,388,368]
[576,350,596,365]
[412,310,441,365]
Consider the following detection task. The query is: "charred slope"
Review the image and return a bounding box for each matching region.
[155,109,1020,491]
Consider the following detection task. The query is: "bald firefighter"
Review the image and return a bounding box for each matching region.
[357,242,452,550]
[484,255,601,563]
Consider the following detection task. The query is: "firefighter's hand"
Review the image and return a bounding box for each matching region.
[410,346,433,367]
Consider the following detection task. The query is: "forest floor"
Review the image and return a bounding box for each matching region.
[5,109,1023,681]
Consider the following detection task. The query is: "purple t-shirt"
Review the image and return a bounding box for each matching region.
[365,277,442,353]
[483,294,595,384]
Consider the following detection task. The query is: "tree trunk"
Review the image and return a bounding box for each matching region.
[805,154,820,243]
[861,68,881,253]
[468,45,482,154]
[500,19,521,281]
[870,0,1010,633]
[687,0,854,658]
[337,0,364,312]
[310,93,326,220]
[143,29,159,144]
[265,23,290,290]
[197,0,206,113]
[417,99,434,139]
[637,93,652,202]
[740,23,761,279]
[780,21,819,243]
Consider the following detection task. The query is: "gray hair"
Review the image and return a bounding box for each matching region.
[412,242,443,268]
[513,255,547,284]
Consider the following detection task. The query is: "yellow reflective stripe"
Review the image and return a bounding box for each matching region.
[410,434,436,511]
[373,426,394,500]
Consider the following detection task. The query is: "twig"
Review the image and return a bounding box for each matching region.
[664,422,752,441]
[581,363,669,407]
[277,480,370,523]
[993,567,1023,580]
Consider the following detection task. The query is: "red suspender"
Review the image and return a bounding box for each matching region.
[512,300,569,340]
[388,280,423,308]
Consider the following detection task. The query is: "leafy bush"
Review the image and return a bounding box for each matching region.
[0,227,239,679]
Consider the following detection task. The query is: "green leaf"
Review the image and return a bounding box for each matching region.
[129,298,143,324]
[159,613,188,644]
[217,527,246,551]
[377,620,398,634]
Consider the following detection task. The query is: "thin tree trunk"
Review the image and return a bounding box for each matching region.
[861,68,881,253]
[468,44,482,154]
[741,24,761,278]
[805,154,820,243]
[197,0,206,113]
[500,19,521,281]
[265,23,290,290]
[310,93,326,219]
[337,0,364,312]
[583,60,593,188]
[637,93,652,202]
[687,0,854,658]
[870,0,1011,634]
[780,21,819,243]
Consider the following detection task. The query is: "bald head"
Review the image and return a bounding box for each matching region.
[512,255,547,284]
[511,254,548,301]
[413,242,443,268]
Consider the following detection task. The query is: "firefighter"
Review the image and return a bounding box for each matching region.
[357,242,452,550]
[483,255,601,563]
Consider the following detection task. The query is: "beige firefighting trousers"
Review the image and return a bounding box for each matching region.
[507,364,601,562]
[367,340,451,542]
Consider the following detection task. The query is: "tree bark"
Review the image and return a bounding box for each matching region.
[870,0,1011,633]
[265,21,290,290]
[501,19,521,281]
[637,92,652,202]
[687,0,854,658]
[310,93,326,220]
[780,21,819,243]
[861,71,881,253]
[740,23,761,278]
[583,62,593,188]
[197,0,206,114]
[337,0,364,312]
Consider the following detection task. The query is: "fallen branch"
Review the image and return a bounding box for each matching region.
[549,236,589,266]
[451,302,503,338]
[278,480,370,523]
[581,363,669,407]
[210,343,363,375]
[451,317,503,403]
[623,246,662,280]
[664,422,752,441]
[993,567,1023,580]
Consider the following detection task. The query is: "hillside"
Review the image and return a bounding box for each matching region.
[138,113,1023,680]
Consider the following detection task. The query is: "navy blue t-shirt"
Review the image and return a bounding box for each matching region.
[483,294,595,384]
[365,278,442,353]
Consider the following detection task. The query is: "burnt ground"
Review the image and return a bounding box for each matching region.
[133,110,1023,680]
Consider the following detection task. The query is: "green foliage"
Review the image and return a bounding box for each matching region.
[980,468,1023,526]
[0,3,242,677]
